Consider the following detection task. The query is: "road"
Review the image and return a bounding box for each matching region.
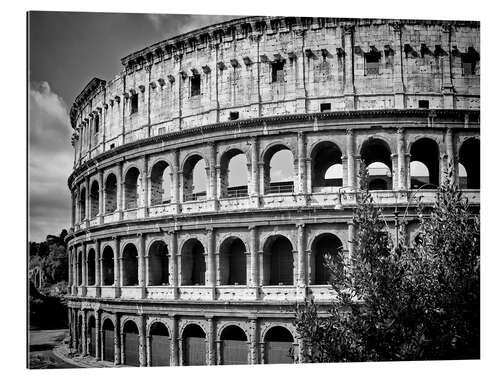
[29,328,79,369]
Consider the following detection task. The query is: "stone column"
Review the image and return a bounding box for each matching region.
[207,317,216,365]
[169,231,179,298]
[391,22,405,108]
[82,310,88,356]
[95,240,101,298]
[249,318,259,364]
[346,129,356,189]
[71,193,76,227]
[445,128,456,185]
[206,228,216,297]
[71,309,77,350]
[114,314,121,365]
[250,136,260,197]
[208,142,218,210]
[170,316,179,366]
[98,169,104,224]
[441,24,455,109]
[397,128,407,190]
[138,234,146,298]
[113,237,121,298]
[95,310,102,361]
[68,247,73,293]
[85,177,90,225]
[68,308,74,350]
[348,222,356,259]
[72,248,78,294]
[82,244,87,296]
[296,223,306,289]
[146,333,152,367]
[117,162,123,220]
[249,226,259,290]
[171,149,180,214]
[142,157,149,217]
[139,315,147,366]
[297,132,306,194]
[343,24,356,110]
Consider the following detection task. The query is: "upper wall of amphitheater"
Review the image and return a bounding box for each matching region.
[68,16,479,169]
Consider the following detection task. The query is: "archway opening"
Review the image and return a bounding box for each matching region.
[150,161,172,205]
[361,139,392,190]
[459,138,480,188]
[124,167,140,210]
[264,326,294,364]
[148,241,169,286]
[122,244,138,286]
[311,141,343,191]
[220,150,249,198]
[88,315,96,357]
[87,248,96,286]
[220,325,248,365]
[264,146,295,194]
[77,252,83,286]
[183,155,207,201]
[263,235,294,285]
[102,319,115,362]
[104,174,117,214]
[102,246,114,286]
[150,322,170,366]
[180,239,206,286]
[90,181,99,218]
[311,233,344,285]
[123,320,140,366]
[183,324,206,366]
[77,315,83,353]
[79,187,87,221]
[410,138,440,189]
[219,237,247,285]
[458,163,468,189]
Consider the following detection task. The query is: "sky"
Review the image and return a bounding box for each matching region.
[28,12,237,242]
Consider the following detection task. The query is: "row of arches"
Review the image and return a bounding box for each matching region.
[74,233,343,288]
[75,136,479,222]
[78,318,294,366]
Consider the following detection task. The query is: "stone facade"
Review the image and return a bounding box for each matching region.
[66,16,480,366]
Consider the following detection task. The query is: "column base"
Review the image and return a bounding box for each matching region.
[114,286,121,298]
[95,286,101,298]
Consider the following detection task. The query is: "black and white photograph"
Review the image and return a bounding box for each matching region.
[20,2,491,373]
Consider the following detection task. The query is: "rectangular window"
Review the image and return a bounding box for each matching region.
[94,116,99,133]
[229,111,239,120]
[130,94,138,114]
[158,127,166,135]
[191,74,201,96]
[365,52,381,75]
[462,55,476,75]
[271,60,285,83]
[320,103,331,112]
[418,100,429,109]
[110,143,115,150]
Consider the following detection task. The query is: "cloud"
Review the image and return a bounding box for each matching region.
[145,13,237,37]
[29,81,73,242]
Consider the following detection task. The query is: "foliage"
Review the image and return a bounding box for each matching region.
[294,164,480,362]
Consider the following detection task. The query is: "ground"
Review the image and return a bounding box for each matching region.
[29,328,78,369]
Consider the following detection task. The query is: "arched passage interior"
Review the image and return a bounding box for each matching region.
[311,141,343,191]
[101,246,114,285]
[459,138,480,188]
[183,155,207,201]
[264,145,295,194]
[79,187,86,221]
[88,315,96,357]
[124,167,140,210]
[183,324,206,366]
[148,241,169,286]
[361,139,393,190]
[180,239,206,285]
[219,237,247,285]
[410,138,440,189]
[264,326,294,364]
[220,325,248,365]
[263,235,294,285]
[87,248,96,286]
[90,181,99,218]
[150,322,170,366]
[220,150,249,198]
[122,244,138,286]
[123,320,140,366]
[311,233,344,285]
[102,319,115,362]
[150,161,172,205]
[104,174,117,214]
[77,252,83,286]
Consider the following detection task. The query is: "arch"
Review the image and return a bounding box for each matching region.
[310,233,344,285]
[263,235,294,285]
[263,326,294,364]
[87,248,96,286]
[123,320,140,366]
[150,160,172,206]
[311,141,343,190]
[458,163,468,189]
[219,237,247,285]
[220,325,248,365]
[90,180,99,218]
[101,246,114,286]
[104,173,117,214]
[410,138,440,189]
[150,321,170,366]
[122,243,138,286]
[124,167,140,210]
[148,240,169,286]
[102,318,115,362]
[79,187,87,221]
[88,315,97,357]
[180,239,206,285]
[263,144,295,194]
[77,251,83,286]
[77,314,83,353]
[182,324,206,366]
[360,138,393,190]
[220,149,249,198]
[459,138,480,188]
[183,154,207,201]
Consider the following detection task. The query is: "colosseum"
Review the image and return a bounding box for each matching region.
[65,16,480,366]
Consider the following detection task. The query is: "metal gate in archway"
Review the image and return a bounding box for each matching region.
[151,334,170,366]
[184,336,206,366]
[265,341,294,364]
[124,330,140,366]
[102,326,114,362]
[221,339,248,365]
[89,326,96,357]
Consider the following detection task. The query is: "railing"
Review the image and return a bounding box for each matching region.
[184,191,206,202]
[226,185,248,198]
[265,181,294,194]
[126,201,138,210]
